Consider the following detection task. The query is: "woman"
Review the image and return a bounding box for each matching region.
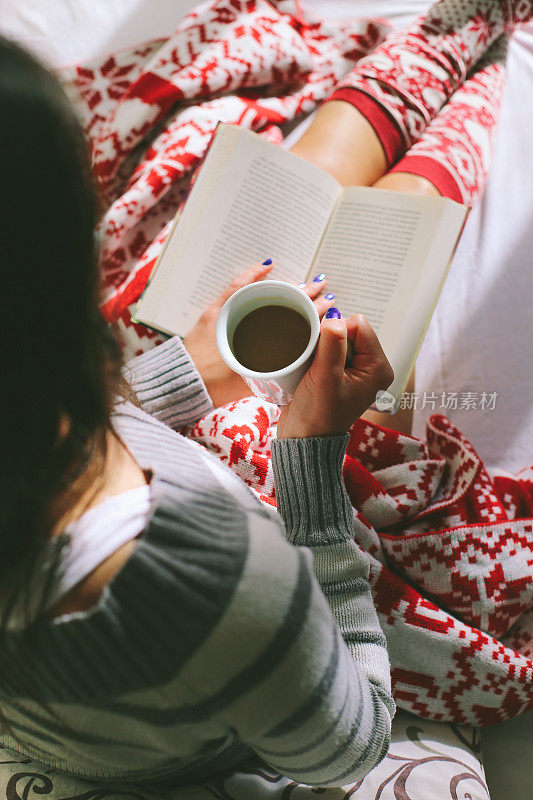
[0,0,530,790]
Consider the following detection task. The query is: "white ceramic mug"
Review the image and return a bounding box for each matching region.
[215,280,320,405]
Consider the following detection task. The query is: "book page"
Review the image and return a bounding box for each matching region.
[312,186,467,401]
[135,123,340,336]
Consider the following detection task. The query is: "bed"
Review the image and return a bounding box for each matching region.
[0,713,491,800]
[0,1,531,798]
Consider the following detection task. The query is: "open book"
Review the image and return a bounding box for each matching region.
[134,122,468,409]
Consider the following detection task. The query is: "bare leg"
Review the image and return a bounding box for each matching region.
[372,171,440,198]
[289,101,387,187]
[289,101,444,196]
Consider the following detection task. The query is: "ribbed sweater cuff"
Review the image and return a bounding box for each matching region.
[271,434,354,546]
[123,336,213,428]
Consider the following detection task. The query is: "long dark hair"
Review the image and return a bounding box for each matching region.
[0,38,122,683]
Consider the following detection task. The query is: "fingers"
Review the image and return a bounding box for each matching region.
[296,274,337,318]
[346,314,383,356]
[311,315,348,378]
[315,295,337,319]
[345,314,394,387]
[299,274,327,300]
[218,261,274,304]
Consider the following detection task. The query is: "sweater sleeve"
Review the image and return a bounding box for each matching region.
[181,436,395,788]
[122,336,213,429]
[250,433,394,785]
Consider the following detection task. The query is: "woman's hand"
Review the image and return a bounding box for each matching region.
[184,262,271,408]
[184,264,336,408]
[277,312,394,439]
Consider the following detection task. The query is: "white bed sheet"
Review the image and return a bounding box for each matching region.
[0,6,531,795]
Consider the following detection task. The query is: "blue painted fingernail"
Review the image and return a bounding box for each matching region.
[298,282,306,288]
[313,273,326,282]
[325,293,335,300]
[325,307,341,319]
[262,258,272,265]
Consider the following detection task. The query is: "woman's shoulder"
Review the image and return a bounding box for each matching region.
[4,423,304,704]
[42,399,292,648]
[48,401,282,645]
[4,474,260,702]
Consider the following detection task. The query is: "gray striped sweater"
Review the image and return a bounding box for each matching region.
[0,336,395,788]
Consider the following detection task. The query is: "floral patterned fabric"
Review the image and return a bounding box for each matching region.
[0,709,490,800]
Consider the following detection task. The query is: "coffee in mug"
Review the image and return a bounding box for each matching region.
[215,280,320,405]
[231,304,311,372]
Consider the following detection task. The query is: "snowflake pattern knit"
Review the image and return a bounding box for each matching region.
[326,0,532,164]
[188,397,533,726]
[390,36,508,204]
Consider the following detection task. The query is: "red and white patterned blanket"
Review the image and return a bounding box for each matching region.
[61,0,388,358]
[189,398,533,726]
[61,0,532,724]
